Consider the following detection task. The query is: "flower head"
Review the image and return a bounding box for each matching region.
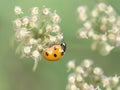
[66,59,120,90]
[77,3,120,55]
[13,6,64,70]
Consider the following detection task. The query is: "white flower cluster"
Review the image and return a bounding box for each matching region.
[13,6,63,70]
[77,3,120,55]
[66,59,120,90]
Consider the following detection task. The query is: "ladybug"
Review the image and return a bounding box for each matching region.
[43,42,66,61]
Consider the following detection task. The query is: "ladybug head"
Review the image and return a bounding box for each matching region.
[61,42,66,52]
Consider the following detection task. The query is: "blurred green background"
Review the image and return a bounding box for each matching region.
[0,0,120,90]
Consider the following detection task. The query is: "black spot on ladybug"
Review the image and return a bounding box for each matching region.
[46,52,49,56]
[54,54,57,57]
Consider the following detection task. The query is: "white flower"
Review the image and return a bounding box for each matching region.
[31,7,39,15]
[88,30,94,37]
[49,35,56,42]
[23,46,32,54]
[108,16,116,23]
[78,30,88,39]
[67,60,75,70]
[32,50,40,59]
[19,28,29,38]
[22,17,29,26]
[100,24,107,31]
[111,75,119,86]
[52,13,60,23]
[93,67,103,75]
[75,66,84,74]
[101,34,107,41]
[79,14,87,21]
[108,33,116,41]
[70,84,78,90]
[46,24,52,32]
[14,19,22,28]
[68,74,75,84]
[106,5,114,14]
[91,9,98,17]
[77,6,86,14]
[38,29,43,35]
[76,74,83,82]
[31,15,38,22]
[102,77,110,87]
[14,6,23,15]
[29,22,37,28]
[101,17,108,24]
[97,3,106,11]
[57,33,63,40]
[83,59,93,68]
[83,21,91,30]
[37,44,43,51]
[29,38,37,45]
[52,25,60,32]
[83,83,89,89]
[42,8,49,15]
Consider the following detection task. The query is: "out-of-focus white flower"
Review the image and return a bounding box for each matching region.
[23,46,32,55]
[52,25,60,32]
[97,3,106,11]
[31,15,38,22]
[77,6,87,14]
[42,7,49,15]
[91,9,98,17]
[78,30,88,39]
[14,19,22,28]
[83,21,91,29]
[22,17,29,26]
[66,59,120,90]
[83,59,93,68]
[14,6,23,15]
[52,13,60,23]
[46,24,52,32]
[32,50,40,59]
[75,66,84,74]
[68,74,75,84]
[49,35,56,42]
[93,67,103,75]
[102,77,110,88]
[57,33,63,40]
[31,7,39,15]
[67,60,75,70]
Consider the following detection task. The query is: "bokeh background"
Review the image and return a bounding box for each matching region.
[0,0,120,90]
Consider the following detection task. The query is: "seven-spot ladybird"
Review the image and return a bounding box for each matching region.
[43,42,66,61]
